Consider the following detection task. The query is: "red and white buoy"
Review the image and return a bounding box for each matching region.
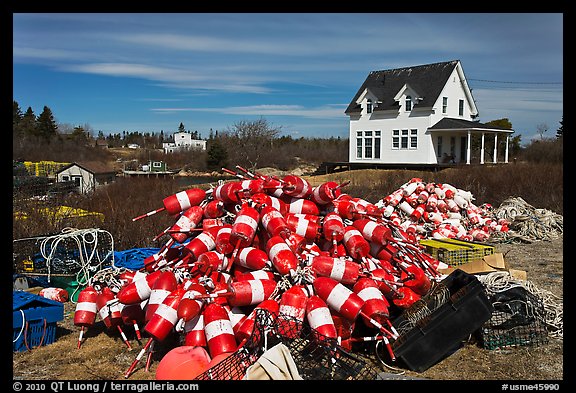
[283,197,320,216]
[278,285,309,338]
[285,214,319,240]
[183,314,207,347]
[203,199,225,219]
[183,226,220,261]
[144,270,178,322]
[266,235,299,276]
[96,287,131,349]
[260,205,291,239]
[249,193,288,215]
[169,205,204,243]
[234,268,276,282]
[234,247,270,271]
[310,255,360,285]
[235,299,280,342]
[213,181,244,205]
[353,277,391,329]
[310,181,343,205]
[132,188,206,222]
[74,285,99,348]
[282,175,313,199]
[229,203,260,252]
[305,295,337,341]
[215,224,234,255]
[227,279,278,307]
[177,282,207,322]
[203,302,238,358]
[342,226,371,263]
[352,219,393,247]
[312,277,364,322]
[116,270,163,305]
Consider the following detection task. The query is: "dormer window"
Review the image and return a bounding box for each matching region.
[366,99,373,114]
[405,95,412,111]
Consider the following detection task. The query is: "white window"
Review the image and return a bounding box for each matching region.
[392,130,400,149]
[442,97,448,114]
[410,129,418,149]
[401,129,409,149]
[364,131,372,158]
[405,95,412,111]
[366,99,373,114]
[393,129,419,150]
[356,130,381,159]
[459,99,464,116]
[153,162,162,168]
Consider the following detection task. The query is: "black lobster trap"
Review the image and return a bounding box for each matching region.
[193,308,380,381]
[480,286,549,350]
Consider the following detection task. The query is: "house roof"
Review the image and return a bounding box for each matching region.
[57,161,117,175]
[345,60,460,115]
[430,117,514,132]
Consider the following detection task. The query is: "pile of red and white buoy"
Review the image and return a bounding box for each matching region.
[375,178,510,242]
[73,167,465,379]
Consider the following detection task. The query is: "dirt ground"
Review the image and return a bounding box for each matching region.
[12,234,563,382]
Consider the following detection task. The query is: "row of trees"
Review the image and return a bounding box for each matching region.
[13,100,563,172]
[12,100,348,170]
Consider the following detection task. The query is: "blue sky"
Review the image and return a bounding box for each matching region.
[13,13,563,145]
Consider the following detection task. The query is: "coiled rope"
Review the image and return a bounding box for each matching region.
[476,271,563,339]
[490,197,563,243]
[39,227,115,302]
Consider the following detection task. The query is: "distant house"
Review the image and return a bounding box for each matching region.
[345,60,514,165]
[95,139,108,149]
[55,161,117,194]
[163,131,206,153]
[143,160,168,173]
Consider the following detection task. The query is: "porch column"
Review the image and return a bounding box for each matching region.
[505,134,509,163]
[480,132,485,164]
[493,134,498,163]
[466,130,471,164]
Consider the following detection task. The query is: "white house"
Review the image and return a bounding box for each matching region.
[345,60,514,165]
[163,131,207,154]
[55,161,117,194]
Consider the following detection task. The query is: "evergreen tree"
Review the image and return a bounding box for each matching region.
[13,100,23,131]
[36,106,58,141]
[20,106,37,136]
[178,122,186,133]
[556,116,563,139]
[206,138,228,170]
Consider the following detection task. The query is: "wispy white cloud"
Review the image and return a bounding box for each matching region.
[59,62,273,94]
[150,104,348,119]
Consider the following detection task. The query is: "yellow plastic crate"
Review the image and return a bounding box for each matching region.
[419,238,495,266]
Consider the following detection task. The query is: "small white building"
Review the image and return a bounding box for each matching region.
[345,60,514,165]
[55,161,117,194]
[163,131,206,154]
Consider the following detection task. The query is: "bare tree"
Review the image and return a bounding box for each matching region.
[536,123,548,140]
[223,118,282,169]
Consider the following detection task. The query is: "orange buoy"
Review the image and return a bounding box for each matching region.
[155,345,212,380]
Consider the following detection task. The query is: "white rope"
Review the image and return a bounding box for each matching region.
[476,271,563,339]
[491,197,563,243]
[13,309,26,343]
[39,227,115,302]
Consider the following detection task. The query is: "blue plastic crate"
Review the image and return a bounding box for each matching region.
[13,291,64,352]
